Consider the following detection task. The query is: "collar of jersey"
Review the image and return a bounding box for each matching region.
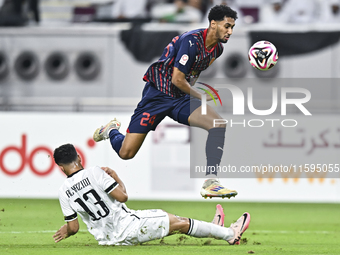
[203,28,218,53]
[67,168,84,178]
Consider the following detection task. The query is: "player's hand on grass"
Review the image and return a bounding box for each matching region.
[53,224,68,243]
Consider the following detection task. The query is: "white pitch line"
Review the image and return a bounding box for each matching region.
[0,230,336,234]
[0,230,88,234]
[250,230,334,234]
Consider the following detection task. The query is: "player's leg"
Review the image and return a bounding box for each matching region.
[169,96,237,199]
[167,210,251,245]
[167,204,224,233]
[170,97,227,166]
[93,119,148,160]
[114,108,167,159]
[189,104,226,172]
[116,132,147,159]
[189,105,237,198]
[130,206,227,244]
[93,82,170,160]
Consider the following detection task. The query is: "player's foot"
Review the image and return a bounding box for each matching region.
[200,179,238,199]
[227,212,250,245]
[212,204,225,227]
[93,118,121,142]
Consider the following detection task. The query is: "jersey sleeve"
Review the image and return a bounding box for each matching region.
[174,35,198,75]
[93,166,119,194]
[59,189,77,222]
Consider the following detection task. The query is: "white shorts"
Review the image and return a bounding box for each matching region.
[116,209,170,245]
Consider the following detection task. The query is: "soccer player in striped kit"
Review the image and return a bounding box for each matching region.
[93,5,238,199]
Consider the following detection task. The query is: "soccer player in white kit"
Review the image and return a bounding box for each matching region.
[53,144,250,245]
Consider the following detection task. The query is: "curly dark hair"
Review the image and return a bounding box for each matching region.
[53,144,78,165]
[208,5,238,22]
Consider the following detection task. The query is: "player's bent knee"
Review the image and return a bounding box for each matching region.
[168,214,190,234]
[177,218,190,234]
[119,150,136,160]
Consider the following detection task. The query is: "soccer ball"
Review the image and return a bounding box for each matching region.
[248,41,278,71]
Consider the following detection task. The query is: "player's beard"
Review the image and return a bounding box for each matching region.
[215,28,228,44]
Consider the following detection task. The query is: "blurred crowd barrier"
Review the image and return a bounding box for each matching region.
[0,22,340,113]
[1,0,340,26]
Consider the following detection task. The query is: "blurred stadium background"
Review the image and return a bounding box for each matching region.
[0,0,340,204]
[1,1,340,254]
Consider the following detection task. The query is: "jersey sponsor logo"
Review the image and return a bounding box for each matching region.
[179,54,189,65]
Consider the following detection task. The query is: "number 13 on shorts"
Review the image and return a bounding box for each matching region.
[140,112,157,127]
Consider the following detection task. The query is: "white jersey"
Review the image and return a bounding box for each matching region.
[58,166,136,245]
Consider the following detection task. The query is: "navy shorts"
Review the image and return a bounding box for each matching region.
[127,82,201,133]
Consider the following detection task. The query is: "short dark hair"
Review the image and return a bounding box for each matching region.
[208,5,238,22]
[53,144,78,165]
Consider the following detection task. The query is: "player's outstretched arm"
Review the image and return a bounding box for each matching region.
[101,167,128,203]
[172,68,218,102]
[53,219,79,243]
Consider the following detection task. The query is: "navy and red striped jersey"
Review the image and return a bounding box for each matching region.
[143,28,224,98]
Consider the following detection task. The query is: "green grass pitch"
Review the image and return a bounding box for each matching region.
[0,199,339,255]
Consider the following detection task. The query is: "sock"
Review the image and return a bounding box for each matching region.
[205,127,226,176]
[109,129,125,155]
[187,219,234,240]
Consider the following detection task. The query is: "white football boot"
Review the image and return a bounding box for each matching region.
[93,118,121,142]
